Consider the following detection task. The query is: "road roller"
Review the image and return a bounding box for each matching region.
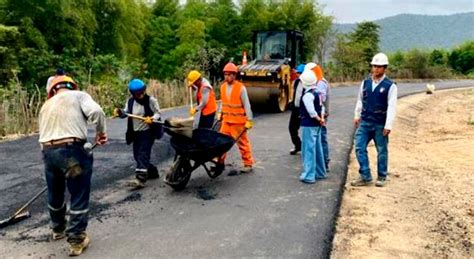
[239,30,304,112]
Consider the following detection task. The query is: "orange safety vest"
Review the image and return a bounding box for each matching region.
[220,81,247,124]
[197,82,217,116]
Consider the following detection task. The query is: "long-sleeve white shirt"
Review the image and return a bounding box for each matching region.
[295,79,329,110]
[354,75,398,130]
[122,96,161,131]
[302,87,325,119]
[39,91,106,143]
[294,80,304,108]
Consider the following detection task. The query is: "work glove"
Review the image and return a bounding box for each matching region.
[217,112,222,121]
[189,107,196,116]
[143,116,153,125]
[244,120,253,129]
[113,108,122,117]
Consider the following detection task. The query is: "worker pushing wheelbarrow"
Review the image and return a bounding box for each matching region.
[162,118,247,191]
[164,62,256,191]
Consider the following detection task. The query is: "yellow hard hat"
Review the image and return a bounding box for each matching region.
[187,70,201,86]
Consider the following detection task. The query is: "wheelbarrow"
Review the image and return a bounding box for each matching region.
[163,127,246,191]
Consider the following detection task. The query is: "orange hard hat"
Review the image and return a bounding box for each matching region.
[312,65,324,81]
[47,75,78,99]
[223,62,238,73]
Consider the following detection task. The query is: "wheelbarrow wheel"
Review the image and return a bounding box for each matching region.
[206,162,224,179]
[165,156,192,191]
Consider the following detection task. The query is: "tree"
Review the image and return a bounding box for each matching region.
[331,34,367,80]
[349,21,380,65]
[403,49,430,78]
[92,0,147,59]
[449,41,474,74]
[430,49,445,66]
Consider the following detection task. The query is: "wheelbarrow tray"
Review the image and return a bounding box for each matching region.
[170,129,235,162]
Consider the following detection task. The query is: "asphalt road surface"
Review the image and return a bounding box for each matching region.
[1,80,473,258]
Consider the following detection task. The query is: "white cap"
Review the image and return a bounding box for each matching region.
[299,70,317,87]
[371,53,389,66]
[305,62,317,71]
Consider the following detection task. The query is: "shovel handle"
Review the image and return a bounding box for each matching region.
[13,186,47,217]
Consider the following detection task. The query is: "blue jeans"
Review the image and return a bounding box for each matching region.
[355,120,389,181]
[42,143,93,243]
[321,126,329,168]
[300,126,326,182]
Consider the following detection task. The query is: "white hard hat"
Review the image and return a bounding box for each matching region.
[305,62,317,71]
[371,53,389,66]
[299,70,317,87]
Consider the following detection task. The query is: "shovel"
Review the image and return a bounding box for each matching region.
[0,143,98,229]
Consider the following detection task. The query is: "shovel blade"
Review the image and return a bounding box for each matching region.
[0,211,30,229]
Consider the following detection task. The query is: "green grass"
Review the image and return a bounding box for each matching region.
[468,116,474,126]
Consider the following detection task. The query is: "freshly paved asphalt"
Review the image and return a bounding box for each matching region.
[0,80,473,258]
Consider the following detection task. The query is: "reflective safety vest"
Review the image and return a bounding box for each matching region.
[220,81,247,124]
[197,81,217,116]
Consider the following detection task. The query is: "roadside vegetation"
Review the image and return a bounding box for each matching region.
[0,0,473,137]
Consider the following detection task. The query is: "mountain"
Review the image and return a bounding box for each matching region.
[333,12,474,52]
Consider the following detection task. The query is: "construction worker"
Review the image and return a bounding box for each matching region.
[114,79,161,189]
[215,62,254,173]
[288,63,305,155]
[299,69,326,184]
[46,68,65,91]
[306,62,331,170]
[39,75,107,256]
[187,70,218,129]
[352,53,398,187]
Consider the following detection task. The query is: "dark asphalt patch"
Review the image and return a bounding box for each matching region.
[118,192,142,204]
[12,233,50,243]
[196,187,217,200]
[227,169,240,176]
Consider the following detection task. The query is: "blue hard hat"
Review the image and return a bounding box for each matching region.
[296,64,306,73]
[128,79,146,92]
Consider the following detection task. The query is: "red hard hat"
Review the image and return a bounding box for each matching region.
[223,62,238,73]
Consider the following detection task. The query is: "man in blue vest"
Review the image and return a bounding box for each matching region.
[352,53,398,187]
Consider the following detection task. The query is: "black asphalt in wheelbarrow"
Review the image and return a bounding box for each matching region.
[170,129,235,162]
[164,128,241,191]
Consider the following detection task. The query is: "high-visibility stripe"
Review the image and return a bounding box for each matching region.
[222,112,246,116]
[70,208,89,215]
[222,103,243,108]
[48,203,65,211]
[135,168,147,172]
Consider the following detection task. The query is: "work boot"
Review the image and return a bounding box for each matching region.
[375,177,387,187]
[147,165,160,180]
[350,177,372,187]
[289,148,301,155]
[126,179,145,189]
[52,230,66,241]
[69,235,90,256]
[240,165,253,173]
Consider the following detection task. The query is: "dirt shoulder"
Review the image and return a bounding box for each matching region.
[331,88,474,258]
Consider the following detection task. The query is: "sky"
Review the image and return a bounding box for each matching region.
[317,0,474,23]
